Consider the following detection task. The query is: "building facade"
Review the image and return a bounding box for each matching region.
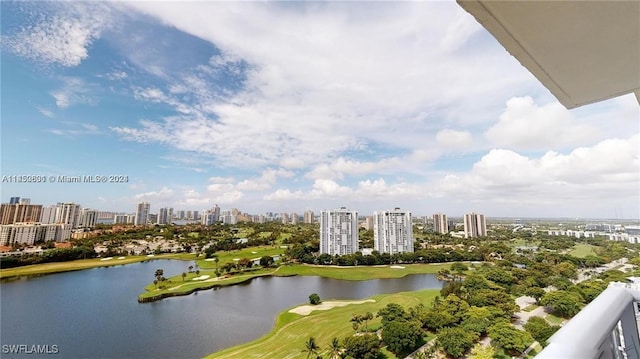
[0,223,71,246]
[373,208,414,254]
[0,203,43,225]
[464,212,487,238]
[303,210,314,224]
[319,207,359,255]
[433,213,449,234]
[135,202,150,226]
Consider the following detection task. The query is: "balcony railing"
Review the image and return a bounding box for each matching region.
[536,282,640,359]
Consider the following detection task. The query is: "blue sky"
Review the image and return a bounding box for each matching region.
[1,1,638,219]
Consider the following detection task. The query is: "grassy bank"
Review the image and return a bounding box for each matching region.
[206,289,439,359]
[0,253,194,279]
[138,263,451,302]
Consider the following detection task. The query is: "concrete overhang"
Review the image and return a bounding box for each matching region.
[457,0,640,109]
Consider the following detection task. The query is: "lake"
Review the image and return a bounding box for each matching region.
[0,260,444,358]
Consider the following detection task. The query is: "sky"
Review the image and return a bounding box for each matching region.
[1,1,638,219]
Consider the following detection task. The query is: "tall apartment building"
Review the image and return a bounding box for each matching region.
[158,207,169,225]
[290,212,298,225]
[55,203,82,228]
[464,212,487,238]
[303,210,314,224]
[373,208,414,254]
[79,208,98,228]
[0,223,71,246]
[9,197,20,205]
[281,213,289,224]
[319,207,359,255]
[135,202,150,226]
[433,213,449,234]
[0,203,43,225]
[113,214,128,224]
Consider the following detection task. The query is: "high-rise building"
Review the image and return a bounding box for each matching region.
[319,207,359,255]
[433,213,449,234]
[0,203,43,225]
[281,213,289,224]
[158,207,169,225]
[56,203,81,228]
[464,212,487,238]
[135,202,150,226]
[113,215,128,224]
[18,198,31,205]
[303,210,314,224]
[290,212,298,225]
[0,223,71,246]
[9,197,20,205]
[373,208,414,254]
[79,209,98,228]
[40,205,57,224]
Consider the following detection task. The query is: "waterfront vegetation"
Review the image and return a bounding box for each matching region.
[207,289,439,359]
[0,253,192,279]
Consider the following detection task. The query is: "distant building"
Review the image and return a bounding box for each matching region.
[158,207,169,225]
[281,213,289,224]
[56,203,82,228]
[0,203,43,225]
[79,209,98,228]
[9,197,20,205]
[361,216,374,230]
[433,213,449,234]
[464,212,487,238]
[319,207,359,255]
[135,202,150,226]
[0,222,71,245]
[290,212,298,225]
[303,210,314,224]
[373,208,414,254]
[113,215,128,224]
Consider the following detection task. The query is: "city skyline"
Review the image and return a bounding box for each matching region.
[2,2,638,219]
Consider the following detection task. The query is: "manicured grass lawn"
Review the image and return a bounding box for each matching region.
[196,246,286,269]
[569,244,597,258]
[523,304,539,312]
[0,253,193,279]
[275,263,452,281]
[206,289,439,359]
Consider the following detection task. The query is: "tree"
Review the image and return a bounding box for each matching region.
[468,343,495,359]
[302,337,320,359]
[309,293,321,305]
[524,287,546,303]
[488,322,534,355]
[381,319,424,355]
[342,334,380,359]
[181,272,187,281]
[436,327,477,358]
[377,303,407,325]
[460,306,493,336]
[153,279,158,288]
[328,337,341,359]
[154,268,164,281]
[524,316,560,345]
[540,290,583,317]
[188,265,194,272]
[259,255,274,267]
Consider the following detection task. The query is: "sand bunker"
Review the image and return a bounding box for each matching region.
[192,275,211,281]
[205,258,216,261]
[117,257,125,260]
[100,257,113,261]
[390,265,405,269]
[289,299,375,316]
[147,254,155,257]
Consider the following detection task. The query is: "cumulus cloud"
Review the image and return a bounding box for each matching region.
[433,134,639,204]
[485,97,598,150]
[50,77,96,109]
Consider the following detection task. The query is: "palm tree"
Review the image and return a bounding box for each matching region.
[302,337,320,359]
[328,337,341,359]
[182,272,187,281]
[188,265,194,272]
[214,256,219,268]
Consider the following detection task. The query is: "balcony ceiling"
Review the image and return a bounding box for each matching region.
[458,0,640,109]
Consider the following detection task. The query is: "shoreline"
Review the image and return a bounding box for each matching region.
[137,262,452,303]
[0,253,195,280]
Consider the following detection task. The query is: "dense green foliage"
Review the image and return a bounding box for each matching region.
[342,334,380,359]
[0,246,96,268]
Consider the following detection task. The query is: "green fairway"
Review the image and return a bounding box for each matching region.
[206,289,439,359]
[0,253,194,279]
[568,244,597,258]
[196,246,286,269]
[276,263,451,280]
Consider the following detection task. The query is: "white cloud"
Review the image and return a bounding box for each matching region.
[112,1,535,170]
[134,187,175,201]
[433,134,639,206]
[50,77,96,109]
[3,3,111,67]
[485,96,598,150]
[47,122,100,137]
[38,107,55,118]
[436,129,473,150]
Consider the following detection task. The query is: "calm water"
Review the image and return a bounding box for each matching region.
[0,260,443,358]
